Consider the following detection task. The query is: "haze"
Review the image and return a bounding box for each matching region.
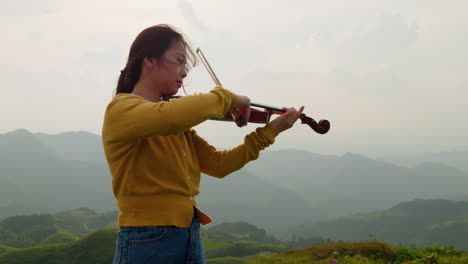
[1,0,467,157]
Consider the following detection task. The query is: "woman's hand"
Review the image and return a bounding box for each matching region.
[231,95,251,127]
[269,106,304,133]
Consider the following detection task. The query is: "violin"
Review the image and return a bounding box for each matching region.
[172,49,331,135]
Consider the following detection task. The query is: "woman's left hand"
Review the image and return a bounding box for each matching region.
[269,106,304,133]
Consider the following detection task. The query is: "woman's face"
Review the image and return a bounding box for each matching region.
[149,40,188,96]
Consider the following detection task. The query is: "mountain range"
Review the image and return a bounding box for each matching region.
[0,129,467,238]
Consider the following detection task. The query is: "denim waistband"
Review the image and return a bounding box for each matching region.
[120,225,169,232]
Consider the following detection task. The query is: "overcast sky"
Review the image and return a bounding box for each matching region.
[1,0,467,156]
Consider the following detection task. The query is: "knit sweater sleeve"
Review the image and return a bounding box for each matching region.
[102,86,238,142]
[191,124,279,178]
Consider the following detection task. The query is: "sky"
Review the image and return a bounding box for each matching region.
[1,0,467,157]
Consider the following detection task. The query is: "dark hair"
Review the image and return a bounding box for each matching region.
[115,24,196,95]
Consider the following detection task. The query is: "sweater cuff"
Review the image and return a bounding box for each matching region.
[262,123,280,141]
[216,86,238,113]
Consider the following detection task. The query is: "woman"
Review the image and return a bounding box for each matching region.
[102,24,304,264]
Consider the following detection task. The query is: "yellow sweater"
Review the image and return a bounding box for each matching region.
[102,86,279,227]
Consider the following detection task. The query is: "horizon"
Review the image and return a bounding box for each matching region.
[3,127,468,170]
[2,127,468,159]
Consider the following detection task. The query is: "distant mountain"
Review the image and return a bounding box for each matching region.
[198,169,320,231]
[0,129,59,162]
[246,150,468,218]
[34,130,106,163]
[0,129,114,219]
[290,199,468,249]
[380,150,468,173]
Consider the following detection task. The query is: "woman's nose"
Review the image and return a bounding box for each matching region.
[180,68,187,79]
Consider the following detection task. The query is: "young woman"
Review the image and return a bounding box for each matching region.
[102,24,304,264]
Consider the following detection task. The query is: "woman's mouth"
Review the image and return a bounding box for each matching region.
[176,81,182,88]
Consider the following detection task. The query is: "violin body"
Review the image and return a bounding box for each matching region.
[211,106,330,135]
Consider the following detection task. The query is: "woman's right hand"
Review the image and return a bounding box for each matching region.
[231,95,251,127]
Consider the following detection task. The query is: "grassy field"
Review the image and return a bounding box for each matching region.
[247,242,468,264]
[204,239,232,250]
[0,245,14,254]
[0,228,466,264]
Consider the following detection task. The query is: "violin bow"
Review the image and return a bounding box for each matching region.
[196,48,330,134]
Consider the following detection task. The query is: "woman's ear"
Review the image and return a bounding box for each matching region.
[143,57,158,70]
[143,57,157,69]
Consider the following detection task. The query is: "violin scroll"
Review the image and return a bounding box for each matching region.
[300,116,330,134]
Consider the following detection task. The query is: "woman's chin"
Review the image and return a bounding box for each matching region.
[171,87,180,95]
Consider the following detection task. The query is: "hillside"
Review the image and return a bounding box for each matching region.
[0,225,287,264]
[289,199,468,249]
[0,208,118,248]
[3,236,465,264]
[0,229,116,264]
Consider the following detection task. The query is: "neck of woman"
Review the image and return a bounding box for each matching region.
[132,78,162,102]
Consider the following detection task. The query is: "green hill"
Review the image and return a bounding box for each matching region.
[0,225,34,248]
[1,213,57,243]
[204,222,280,244]
[54,207,118,235]
[0,228,117,264]
[39,232,79,245]
[0,227,285,264]
[430,220,468,249]
[1,228,466,264]
[291,199,468,249]
[0,245,14,254]
[0,208,117,248]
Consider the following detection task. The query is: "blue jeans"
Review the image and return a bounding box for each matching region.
[112,211,206,264]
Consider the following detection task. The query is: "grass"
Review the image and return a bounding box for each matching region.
[206,240,287,258]
[283,241,394,260]
[39,232,79,245]
[248,253,468,264]
[0,244,14,254]
[207,255,258,264]
[204,239,232,250]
